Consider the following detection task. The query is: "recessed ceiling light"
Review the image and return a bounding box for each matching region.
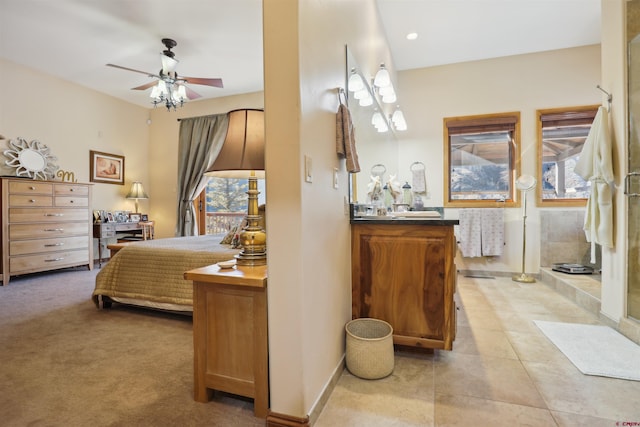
[406,32,418,40]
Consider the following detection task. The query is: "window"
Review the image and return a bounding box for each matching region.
[195,177,266,235]
[536,106,598,206]
[444,112,520,207]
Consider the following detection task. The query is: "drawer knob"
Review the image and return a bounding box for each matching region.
[45,257,64,262]
[30,199,36,203]
[30,186,36,190]
[44,228,64,232]
[45,213,64,217]
[44,243,64,247]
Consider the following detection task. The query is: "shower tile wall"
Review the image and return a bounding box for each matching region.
[539,211,600,269]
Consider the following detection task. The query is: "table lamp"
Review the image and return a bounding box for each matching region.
[206,109,266,266]
[126,181,148,214]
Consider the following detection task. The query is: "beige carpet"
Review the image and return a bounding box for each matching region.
[0,267,264,426]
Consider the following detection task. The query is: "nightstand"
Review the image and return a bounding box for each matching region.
[184,264,268,418]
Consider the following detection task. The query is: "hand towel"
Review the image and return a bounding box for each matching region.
[336,104,361,173]
[458,209,482,258]
[481,208,504,256]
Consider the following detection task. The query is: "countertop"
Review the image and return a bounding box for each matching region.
[350,216,459,226]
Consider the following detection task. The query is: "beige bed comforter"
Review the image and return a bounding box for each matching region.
[92,235,240,309]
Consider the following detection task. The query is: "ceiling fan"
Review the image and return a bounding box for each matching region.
[106,38,223,110]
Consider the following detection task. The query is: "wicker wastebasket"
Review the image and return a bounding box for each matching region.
[345,318,394,379]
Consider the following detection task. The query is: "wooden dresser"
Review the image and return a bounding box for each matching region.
[351,219,458,350]
[1,178,93,285]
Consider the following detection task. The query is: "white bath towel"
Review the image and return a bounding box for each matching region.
[481,208,504,256]
[458,209,482,258]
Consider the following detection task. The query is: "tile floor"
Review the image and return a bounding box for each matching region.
[315,275,640,426]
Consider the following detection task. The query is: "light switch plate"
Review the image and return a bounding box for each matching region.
[333,168,339,189]
[305,155,312,183]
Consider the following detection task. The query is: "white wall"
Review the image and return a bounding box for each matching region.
[394,45,602,275]
[1,59,149,210]
[0,58,150,259]
[263,0,393,419]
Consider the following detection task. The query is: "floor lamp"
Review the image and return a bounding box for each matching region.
[512,174,537,283]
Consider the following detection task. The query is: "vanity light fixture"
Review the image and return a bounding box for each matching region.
[371,111,388,133]
[348,68,365,92]
[391,108,407,131]
[373,64,391,88]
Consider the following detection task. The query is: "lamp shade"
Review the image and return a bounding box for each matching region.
[206,109,265,179]
[126,181,149,199]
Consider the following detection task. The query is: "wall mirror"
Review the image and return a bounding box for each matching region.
[345,46,399,205]
[535,105,598,206]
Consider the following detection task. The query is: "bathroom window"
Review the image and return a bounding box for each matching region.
[536,106,598,206]
[444,112,520,208]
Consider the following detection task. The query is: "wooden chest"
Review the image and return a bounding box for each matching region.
[1,178,93,285]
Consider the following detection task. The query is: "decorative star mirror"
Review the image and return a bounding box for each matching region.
[3,137,59,180]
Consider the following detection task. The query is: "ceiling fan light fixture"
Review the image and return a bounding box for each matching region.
[106,38,223,112]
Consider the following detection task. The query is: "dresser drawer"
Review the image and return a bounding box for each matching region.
[10,222,89,239]
[54,184,89,197]
[55,196,89,207]
[115,222,141,232]
[10,250,89,273]
[10,236,89,256]
[9,194,53,207]
[8,181,53,195]
[10,208,89,223]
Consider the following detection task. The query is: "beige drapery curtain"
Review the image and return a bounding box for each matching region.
[176,114,229,236]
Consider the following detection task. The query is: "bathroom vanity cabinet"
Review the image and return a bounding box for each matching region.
[351,219,458,350]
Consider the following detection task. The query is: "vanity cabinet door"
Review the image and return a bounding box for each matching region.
[352,223,456,350]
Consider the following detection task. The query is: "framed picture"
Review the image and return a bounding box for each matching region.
[129,213,141,223]
[107,212,114,222]
[90,150,124,185]
[141,214,149,221]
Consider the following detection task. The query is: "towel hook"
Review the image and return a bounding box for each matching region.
[337,87,347,106]
[596,85,612,112]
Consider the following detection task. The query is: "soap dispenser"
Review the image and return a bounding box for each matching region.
[402,182,412,206]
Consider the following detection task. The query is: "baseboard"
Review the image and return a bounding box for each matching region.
[307,355,345,424]
[266,411,310,427]
[267,356,345,426]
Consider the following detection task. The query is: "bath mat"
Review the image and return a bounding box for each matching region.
[534,320,640,381]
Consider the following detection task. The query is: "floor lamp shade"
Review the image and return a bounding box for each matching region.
[205,109,266,266]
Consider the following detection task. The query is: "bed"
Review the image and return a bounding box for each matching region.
[92,234,241,312]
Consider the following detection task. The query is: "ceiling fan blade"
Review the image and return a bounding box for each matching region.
[184,86,202,100]
[161,54,179,74]
[181,77,224,88]
[131,81,158,91]
[106,63,158,78]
